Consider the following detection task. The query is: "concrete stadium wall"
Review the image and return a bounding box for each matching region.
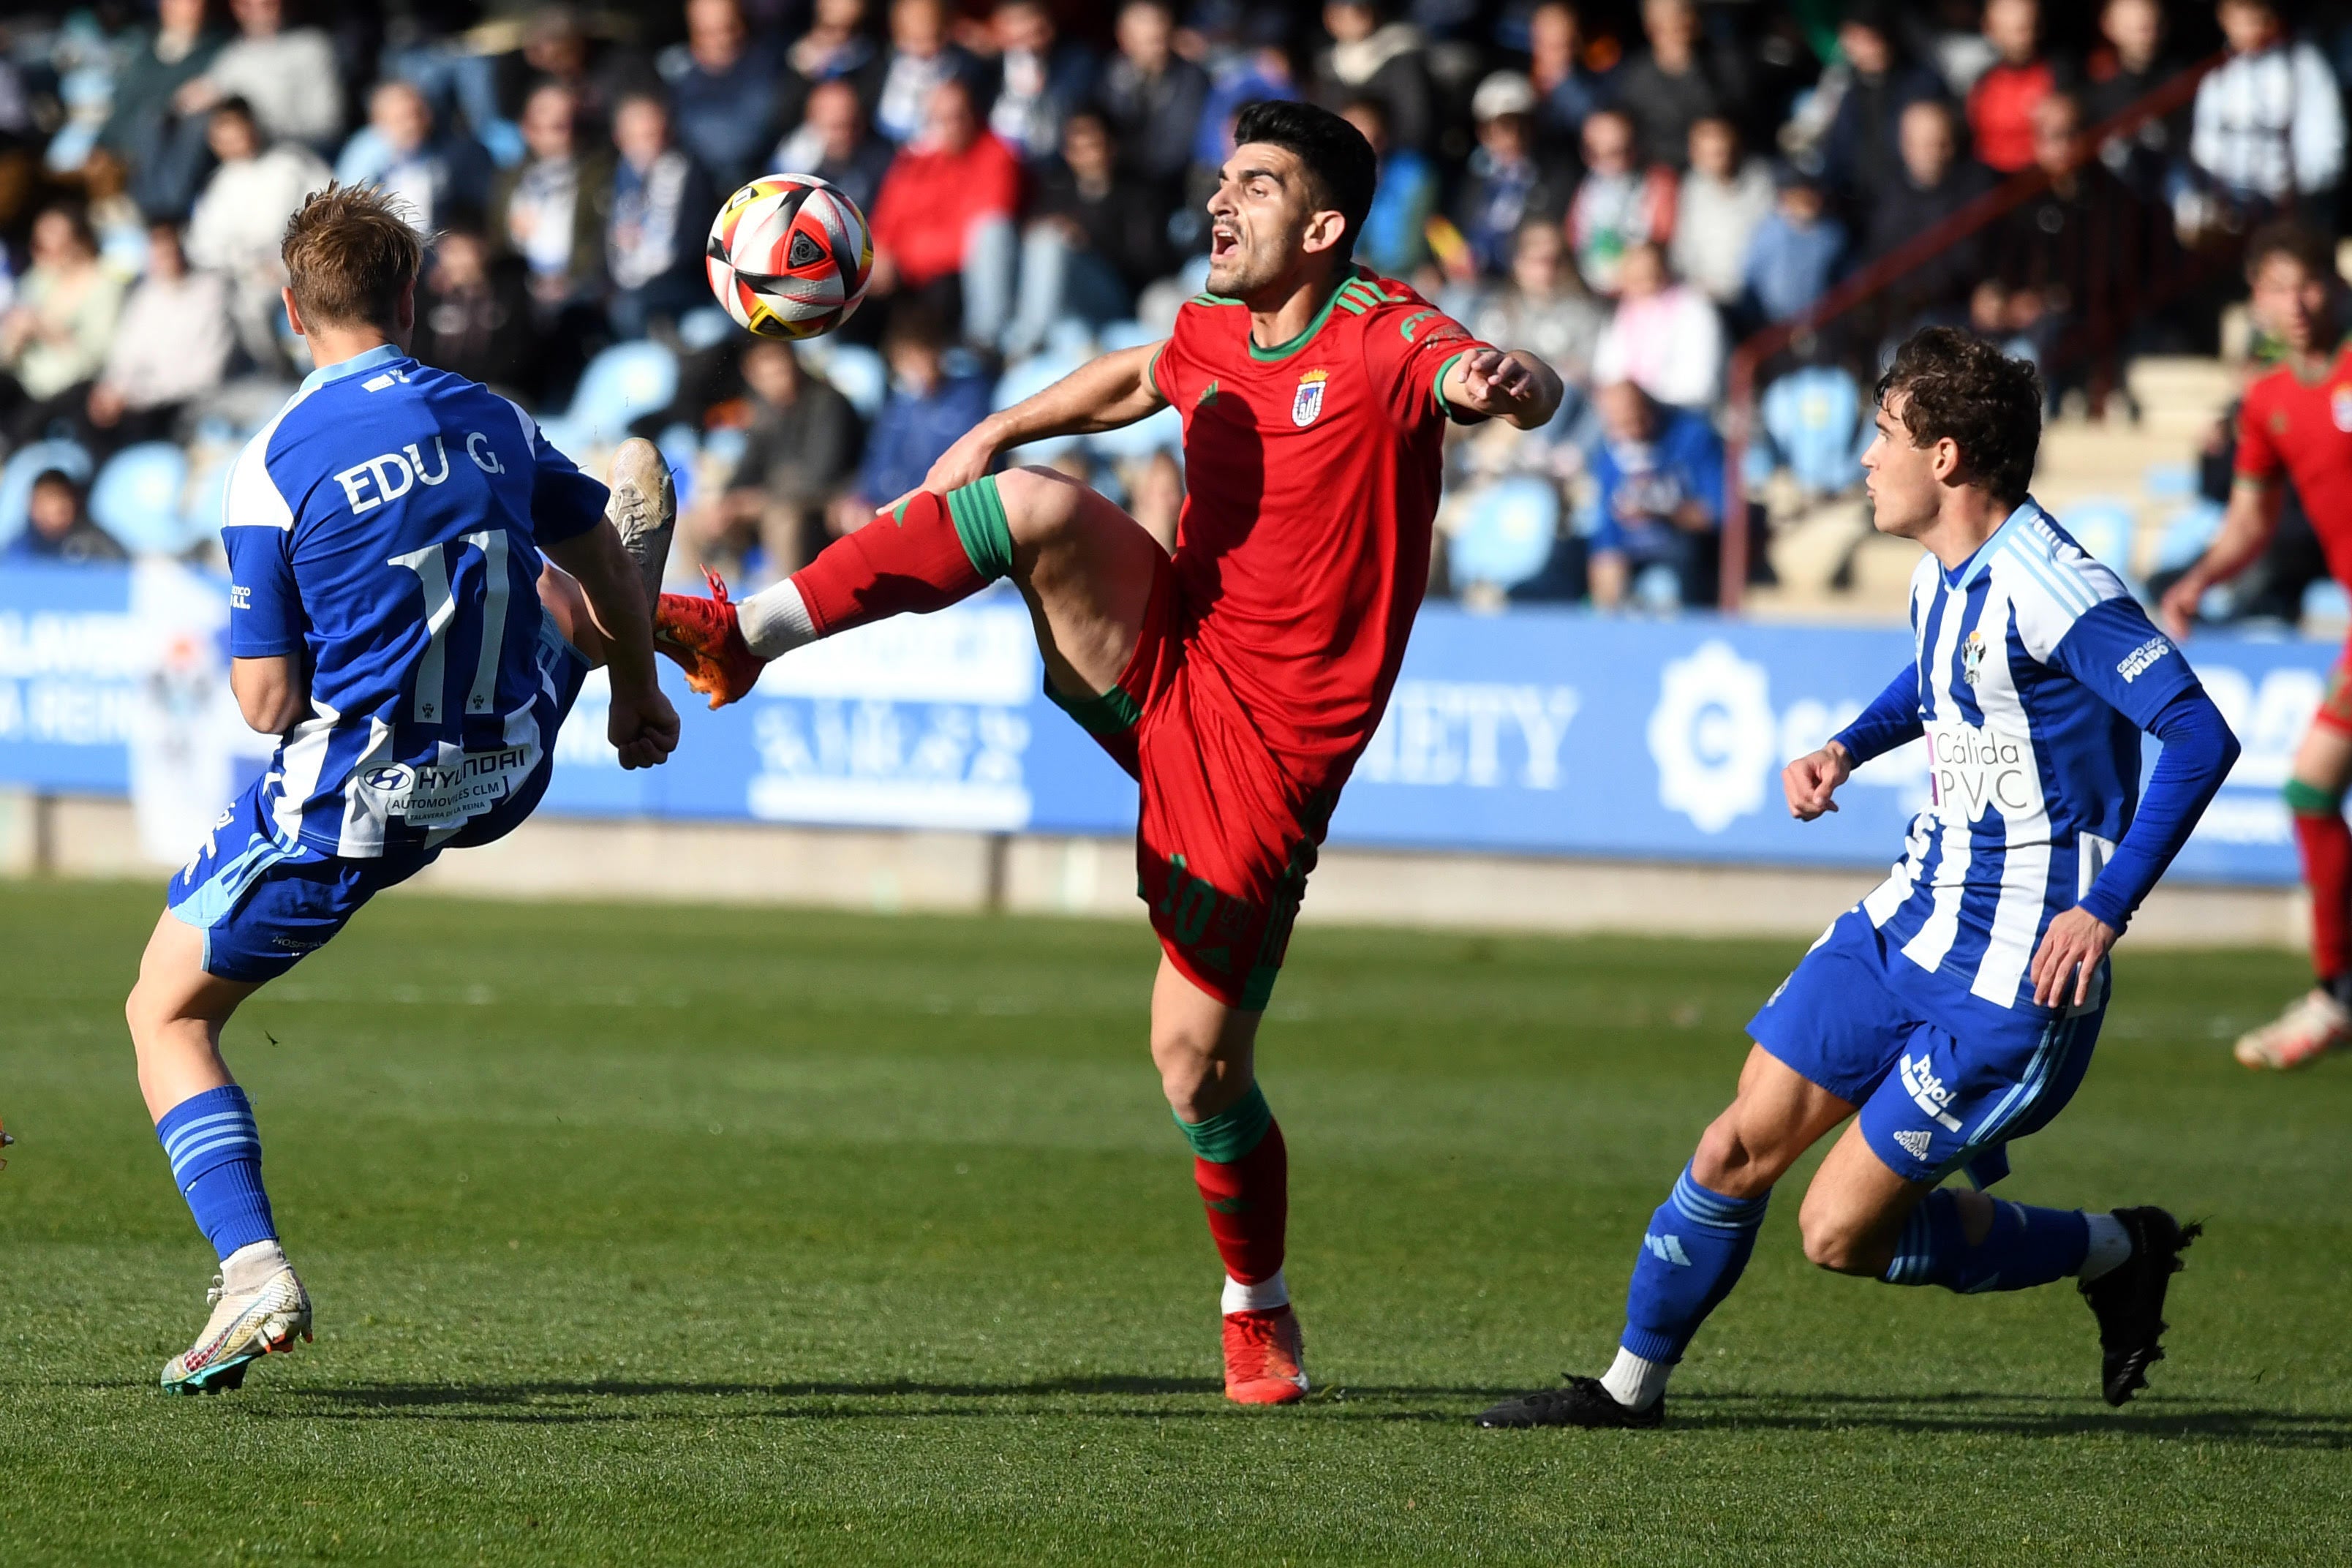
[0,790,2302,950]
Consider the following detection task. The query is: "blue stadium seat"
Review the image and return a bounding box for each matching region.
[184,452,235,542]
[2304,578,2351,625]
[818,344,888,420]
[543,341,679,454]
[2065,497,2138,585]
[1757,366,1869,498]
[2143,460,2197,500]
[1087,404,1182,461]
[677,307,736,354]
[2154,500,2225,573]
[0,439,96,549]
[993,352,1085,460]
[1097,320,1158,353]
[1448,475,1560,594]
[88,442,196,556]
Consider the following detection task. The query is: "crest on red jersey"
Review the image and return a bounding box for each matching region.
[1292,368,1328,426]
[2333,385,2352,434]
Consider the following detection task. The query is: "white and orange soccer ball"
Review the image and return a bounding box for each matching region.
[704,174,874,340]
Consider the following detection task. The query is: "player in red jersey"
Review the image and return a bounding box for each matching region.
[2163,222,2352,1069]
[657,101,1562,1401]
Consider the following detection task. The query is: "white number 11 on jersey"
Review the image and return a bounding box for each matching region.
[387,528,511,727]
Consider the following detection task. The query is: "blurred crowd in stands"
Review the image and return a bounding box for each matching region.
[0,0,2344,615]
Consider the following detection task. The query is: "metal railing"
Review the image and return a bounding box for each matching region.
[1719,51,2233,608]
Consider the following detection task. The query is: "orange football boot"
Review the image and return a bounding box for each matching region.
[1222,1305,1309,1404]
[655,568,769,709]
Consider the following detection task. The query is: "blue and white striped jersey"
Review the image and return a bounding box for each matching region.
[222,344,606,858]
[1834,500,2208,1014]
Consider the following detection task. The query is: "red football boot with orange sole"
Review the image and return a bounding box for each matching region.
[1222,1305,1310,1405]
[654,569,769,709]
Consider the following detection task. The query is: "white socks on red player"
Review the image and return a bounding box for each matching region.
[1221,1269,1289,1315]
[1600,1345,1672,1411]
[736,580,818,659]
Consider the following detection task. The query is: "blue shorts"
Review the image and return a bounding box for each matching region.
[167,618,589,984]
[1749,908,2103,1188]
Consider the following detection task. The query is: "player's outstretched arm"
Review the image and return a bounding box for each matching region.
[543,521,681,770]
[2158,478,2281,639]
[894,342,1169,509]
[1441,348,1563,430]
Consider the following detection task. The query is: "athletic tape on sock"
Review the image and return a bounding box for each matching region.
[1175,1082,1272,1163]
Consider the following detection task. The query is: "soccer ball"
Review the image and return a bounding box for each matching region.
[705,174,874,340]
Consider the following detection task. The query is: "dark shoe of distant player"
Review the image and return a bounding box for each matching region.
[2080,1205,2201,1407]
[1474,1375,1664,1429]
[654,569,768,709]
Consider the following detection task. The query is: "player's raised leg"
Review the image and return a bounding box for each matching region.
[126,913,309,1395]
[2238,710,2352,1068]
[1152,958,1307,1403]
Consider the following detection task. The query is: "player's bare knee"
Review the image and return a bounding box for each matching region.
[1796,1204,1880,1275]
[995,465,1085,554]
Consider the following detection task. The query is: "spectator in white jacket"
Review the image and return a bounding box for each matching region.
[2185,0,2345,232]
[1591,241,1725,412]
[1670,116,1774,307]
[185,99,332,366]
[173,0,345,152]
[82,222,235,454]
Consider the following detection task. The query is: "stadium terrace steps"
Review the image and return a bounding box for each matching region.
[1760,355,2240,620]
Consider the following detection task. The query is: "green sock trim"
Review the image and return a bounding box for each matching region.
[2284,778,2343,816]
[1173,1082,1270,1163]
[945,476,1014,582]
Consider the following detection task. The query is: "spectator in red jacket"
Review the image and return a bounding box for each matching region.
[1967,0,2066,176]
[868,78,1023,348]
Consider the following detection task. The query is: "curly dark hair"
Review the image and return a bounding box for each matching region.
[1874,327,2042,507]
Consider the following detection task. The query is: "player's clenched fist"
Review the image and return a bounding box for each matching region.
[1782,741,1853,820]
[608,682,680,771]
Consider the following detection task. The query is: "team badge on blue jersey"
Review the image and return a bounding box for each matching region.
[1292,368,1327,426]
[1961,628,1988,687]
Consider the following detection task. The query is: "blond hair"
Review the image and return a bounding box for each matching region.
[282,184,424,331]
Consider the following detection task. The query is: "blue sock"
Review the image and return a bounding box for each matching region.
[1882,1188,2089,1293]
[1620,1164,1771,1363]
[155,1085,278,1261]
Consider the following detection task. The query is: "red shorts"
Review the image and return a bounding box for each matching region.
[2321,638,2352,736]
[1049,554,1333,1011]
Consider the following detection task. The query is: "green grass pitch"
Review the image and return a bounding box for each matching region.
[2,878,2349,1565]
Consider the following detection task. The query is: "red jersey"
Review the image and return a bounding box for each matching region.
[1147,268,1487,788]
[2236,347,2352,585]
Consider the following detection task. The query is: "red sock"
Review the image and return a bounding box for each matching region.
[1194,1118,1288,1288]
[789,489,994,636]
[2296,807,2352,983]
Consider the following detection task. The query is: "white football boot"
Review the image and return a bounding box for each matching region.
[606,437,677,608]
[2234,988,2352,1071]
[160,1248,312,1395]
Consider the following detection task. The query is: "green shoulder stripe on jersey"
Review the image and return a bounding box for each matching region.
[1191,291,1243,306]
[1146,342,1170,402]
[1173,1082,1272,1163]
[945,477,1014,582]
[1045,676,1142,736]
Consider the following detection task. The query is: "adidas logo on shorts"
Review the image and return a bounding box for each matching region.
[1892,1128,1935,1161]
